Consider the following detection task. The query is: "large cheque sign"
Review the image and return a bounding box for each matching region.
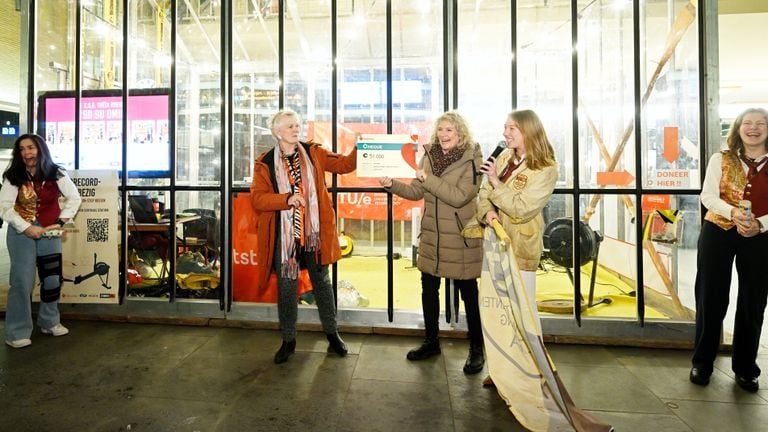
[356,134,419,178]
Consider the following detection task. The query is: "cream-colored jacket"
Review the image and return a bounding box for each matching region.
[476,151,558,271]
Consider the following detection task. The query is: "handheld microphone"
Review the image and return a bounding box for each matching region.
[486,141,506,163]
[477,141,506,176]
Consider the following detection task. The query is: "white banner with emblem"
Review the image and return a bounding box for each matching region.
[479,224,613,432]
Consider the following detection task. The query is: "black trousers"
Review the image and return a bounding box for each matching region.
[421,272,483,345]
[692,221,768,377]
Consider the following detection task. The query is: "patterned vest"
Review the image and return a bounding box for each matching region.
[14,179,61,227]
[704,151,768,229]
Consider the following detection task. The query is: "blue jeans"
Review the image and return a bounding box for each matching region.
[5,225,62,342]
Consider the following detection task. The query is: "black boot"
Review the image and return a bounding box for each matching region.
[274,339,296,364]
[326,332,348,357]
[463,342,485,374]
[407,338,441,361]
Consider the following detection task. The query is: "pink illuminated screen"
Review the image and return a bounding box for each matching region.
[43,94,169,176]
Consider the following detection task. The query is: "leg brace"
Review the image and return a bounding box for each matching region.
[37,253,63,303]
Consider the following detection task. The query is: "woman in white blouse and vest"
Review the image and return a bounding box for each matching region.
[690,108,768,392]
[0,134,81,349]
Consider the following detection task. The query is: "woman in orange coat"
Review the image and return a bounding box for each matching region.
[250,109,357,364]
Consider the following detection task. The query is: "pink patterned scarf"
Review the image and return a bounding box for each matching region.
[274,144,320,279]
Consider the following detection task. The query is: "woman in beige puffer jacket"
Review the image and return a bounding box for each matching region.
[380,111,485,375]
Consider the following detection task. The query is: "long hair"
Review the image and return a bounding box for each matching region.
[509,110,556,171]
[726,108,768,162]
[3,134,62,187]
[429,111,476,152]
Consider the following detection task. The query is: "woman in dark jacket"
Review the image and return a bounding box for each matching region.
[380,111,485,374]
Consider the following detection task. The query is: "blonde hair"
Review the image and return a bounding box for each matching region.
[269,109,301,137]
[508,110,556,170]
[429,111,476,151]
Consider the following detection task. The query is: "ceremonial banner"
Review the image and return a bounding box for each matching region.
[479,226,613,432]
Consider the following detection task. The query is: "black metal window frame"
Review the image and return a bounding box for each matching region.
[22,0,708,327]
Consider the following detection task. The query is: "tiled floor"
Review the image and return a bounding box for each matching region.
[1,320,767,432]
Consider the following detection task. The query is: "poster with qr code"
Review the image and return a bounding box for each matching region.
[33,170,119,303]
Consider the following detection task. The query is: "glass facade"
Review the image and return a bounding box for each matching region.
[11,0,706,343]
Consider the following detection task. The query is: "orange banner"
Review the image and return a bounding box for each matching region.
[234,120,434,301]
[336,192,422,221]
[232,192,311,303]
